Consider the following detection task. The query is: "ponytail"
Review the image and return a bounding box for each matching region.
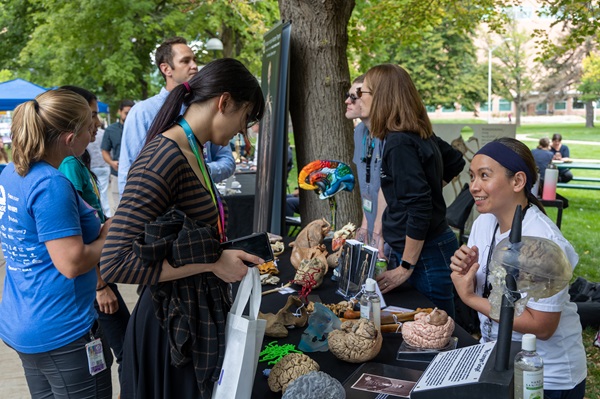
[11,89,91,176]
[145,58,264,145]
[146,84,189,144]
[11,101,48,176]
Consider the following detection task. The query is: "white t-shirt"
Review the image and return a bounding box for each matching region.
[469,205,586,390]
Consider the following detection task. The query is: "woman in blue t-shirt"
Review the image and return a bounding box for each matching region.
[0,89,113,398]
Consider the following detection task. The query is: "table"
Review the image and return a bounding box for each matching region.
[251,247,478,398]
[556,162,600,190]
[223,172,256,239]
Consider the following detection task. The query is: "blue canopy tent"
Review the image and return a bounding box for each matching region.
[0,78,109,113]
[0,78,48,111]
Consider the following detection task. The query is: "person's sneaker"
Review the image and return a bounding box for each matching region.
[594,330,600,348]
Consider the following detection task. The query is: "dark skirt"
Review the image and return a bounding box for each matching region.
[120,287,200,399]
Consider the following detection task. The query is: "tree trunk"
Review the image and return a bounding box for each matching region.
[515,99,522,127]
[585,100,595,128]
[279,0,362,229]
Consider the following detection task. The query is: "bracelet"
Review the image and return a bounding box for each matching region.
[96,283,109,291]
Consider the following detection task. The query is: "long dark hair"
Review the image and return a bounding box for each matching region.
[146,58,265,144]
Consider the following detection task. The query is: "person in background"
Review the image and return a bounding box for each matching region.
[87,122,111,217]
[348,74,387,252]
[532,137,554,185]
[118,36,234,196]
[359,64,457,318]
[102,99,134,215]
[0,89,113,398]
[550,133,573,183]
[450,138,586,398]
[59,86,130,385]
[100,58,265,399]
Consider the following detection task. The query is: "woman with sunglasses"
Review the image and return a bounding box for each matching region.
[450,138,586,398]
[347,74,386,251]
[358,64,457,318]
[0,89,113,398]
[100,58,265,399]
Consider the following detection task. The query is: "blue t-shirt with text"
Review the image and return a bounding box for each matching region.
[0,161,101,353]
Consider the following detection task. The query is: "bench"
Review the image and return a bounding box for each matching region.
[557,183,600,190]
[556,162,600,191]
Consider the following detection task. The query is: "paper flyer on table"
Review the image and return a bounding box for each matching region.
[413,341,496,391]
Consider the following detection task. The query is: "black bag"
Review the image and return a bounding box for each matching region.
[569,277,600,303]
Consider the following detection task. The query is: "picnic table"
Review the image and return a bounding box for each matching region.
[555,162,600,191]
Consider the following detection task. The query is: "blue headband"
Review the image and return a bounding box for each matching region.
[475,141,534,193]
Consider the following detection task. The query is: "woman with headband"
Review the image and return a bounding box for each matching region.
[0,89,113,398]
[100,58,264,399]
[450,137,586,398]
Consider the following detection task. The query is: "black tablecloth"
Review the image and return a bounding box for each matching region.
[250,247,478,398]
[224,194,254,239]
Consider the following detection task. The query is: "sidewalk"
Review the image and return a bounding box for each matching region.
[0,253,138,398]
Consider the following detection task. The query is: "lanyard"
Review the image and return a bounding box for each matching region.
[74,156,104,222]
[176,116,226,242]
[362,133,375,184]
[483,223,500,299]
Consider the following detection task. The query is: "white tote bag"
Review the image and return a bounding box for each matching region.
[212,267,266,399]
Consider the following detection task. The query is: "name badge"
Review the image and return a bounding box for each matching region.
[86,338,107,376]
[362,198,373,213]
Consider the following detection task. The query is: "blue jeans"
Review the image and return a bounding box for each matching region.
[15,324,113,399]
[544,379,586,399]
[395,228,457,319]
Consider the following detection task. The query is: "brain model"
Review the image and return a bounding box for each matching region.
[401,308,455,349]
[267,353,319,393]
[328,319,382,363]
[282,371,346,399]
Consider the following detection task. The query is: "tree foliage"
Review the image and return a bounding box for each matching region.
[534,0,600,58]
[0,0,279,116]
[491,19,537,126]
[578,52,600,101]
[346,0,505,110]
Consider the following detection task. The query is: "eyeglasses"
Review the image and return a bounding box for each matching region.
[345,92,358,103]
[356,87,372,98]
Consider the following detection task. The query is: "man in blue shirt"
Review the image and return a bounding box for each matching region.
[118,37,235,195]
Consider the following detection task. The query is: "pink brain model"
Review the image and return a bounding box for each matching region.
[401,308,455,349]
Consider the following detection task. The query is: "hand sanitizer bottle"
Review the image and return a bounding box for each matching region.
[359,278,381,331]
[514,333,544,399]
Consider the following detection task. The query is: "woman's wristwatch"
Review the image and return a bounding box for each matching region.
[400,259,415,270]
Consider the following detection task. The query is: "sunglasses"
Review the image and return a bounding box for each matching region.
[345,92,358,103]
[356,87,372,98]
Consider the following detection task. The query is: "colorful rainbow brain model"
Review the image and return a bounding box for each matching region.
[298,160,355,199]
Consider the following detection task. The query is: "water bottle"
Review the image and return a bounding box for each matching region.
[542,163,558,200]
[359,278,381,331]
[514,333,544,399]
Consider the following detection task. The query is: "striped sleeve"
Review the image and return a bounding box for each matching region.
[100,137,219,285]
